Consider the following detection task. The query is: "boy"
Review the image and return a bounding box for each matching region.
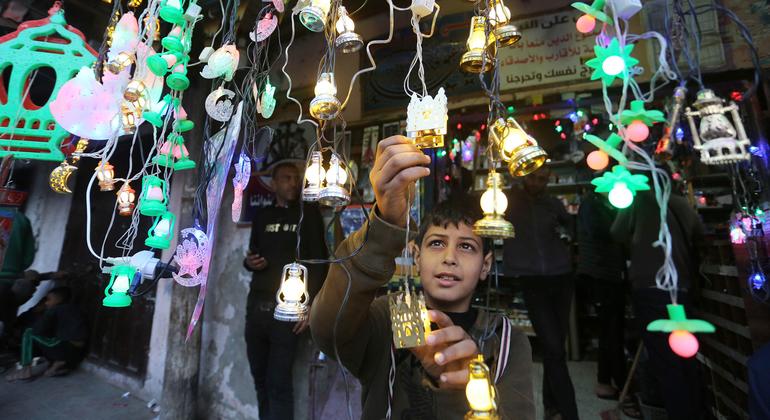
[311,136,534,419]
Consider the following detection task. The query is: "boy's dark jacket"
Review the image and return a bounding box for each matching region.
[310,209,535,419]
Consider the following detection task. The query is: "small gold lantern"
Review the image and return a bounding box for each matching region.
[465,355,499,420]
[460,16,493,74]
[106,51,136,74]
[473,171,514,239]
[95,160,116,191]
[490,117,547,177]
[487,0,521,48]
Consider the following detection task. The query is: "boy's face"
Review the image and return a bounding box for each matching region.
[415,222,492,312]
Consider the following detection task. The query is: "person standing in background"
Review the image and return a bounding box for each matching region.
[504,165,579,420]
[611,188,704,419]
[243,160,328,420]
[577,190,634,411]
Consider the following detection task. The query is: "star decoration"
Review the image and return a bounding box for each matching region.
[591,165,650,194]
[585,38,639,86]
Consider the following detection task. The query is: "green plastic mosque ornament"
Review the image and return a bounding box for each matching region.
[0,8,97,161]
[591,164,650,209]
[647,304,715,358]
[620,100,666,143]
[585,38,639,86]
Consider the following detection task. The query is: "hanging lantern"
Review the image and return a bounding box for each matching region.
[138,175,168,216]
[106,51,135,74]
[490,117,547,177]
[123,79,147,103]
[159,0,186,25]
[167,63,191,91]
[319,154,350,207]
[300,0,331,32]
[684,89,751,165]
[571,0,610,33]
[120,103,139,134]
[335,6,363,53]
[103,265,136,308]
[95,161,116,191]
[145,211,177,249]
[487,0,521,48]
[585,38,639,86]
[590,165,649,209]
[117,183,136,216]
[147,52,181,77]
[465,355,499,420]
[303,151,325,202]
[310,72,341,121]
[473,171,514,239]
[647,304,715,358]
[460,16,492,74]
[406,88,448,149]
[161,25,185,53]
[274,262,310,321]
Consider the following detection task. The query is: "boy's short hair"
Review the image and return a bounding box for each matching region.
[48,286,72,304]
[415,197,491,255]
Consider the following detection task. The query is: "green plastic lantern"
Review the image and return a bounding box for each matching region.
[145,211,176,249]
[159,0,187,25]
[585,38,639,86]
[103,265,136,308]
[591,165,649,209]
[647,304,715,358]
[138,175,168,216]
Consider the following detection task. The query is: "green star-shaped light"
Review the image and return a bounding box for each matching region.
[585,38,639,86]
[647,304,716,333]
[591,165,649,193]
[571,0,611,24]
[584,133,626,163]
[620,100,666,126]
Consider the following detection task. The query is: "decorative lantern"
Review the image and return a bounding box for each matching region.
[95,161,116,191]
[465,355,499,420]
[473,171,514,239]
[274,262,310,321]
[490,117,547,176]
[487,0,521,48]
[120,102,139,134]
[647,304,715,358]
[620,100,665,143]
[684,89,751,165]
[138,175,168,216]
[388,277,431,349]
[259,78,277,119]
[153,133,196,170]
[303,151,325,202]
[310,72,341,121]
[103,264,136,308]
[460,16,492,74]
[300,0,331,32]
[406,88,448,149]
[335,6,363,53]
[319,154,350,207]
[123,79,147,103]
[117,183,136,216]
[106,51,135,74]
[145,211,176,249]
[167,62,191,91]
[571,0,610,33]
[585,38,639,86]
[590,165,649,209]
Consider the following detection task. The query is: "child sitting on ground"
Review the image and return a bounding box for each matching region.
[310,136,534,419]
[6,286,87,381]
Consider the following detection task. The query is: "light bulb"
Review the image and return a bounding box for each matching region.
[154,218,171,237]
[305,161,326,185]
[467,26,487,51]
[602,55,626,76]
[608,182,634,209]
[576,14,596,33]
[586,150,609,170]
[480,187,508,215]
[335,6,354,33]
[325,159,348,185]
[626,120,649,142]
[502,128,528,154]
[281,271,305,301]
[147,186,164,201]
[488,0,511,25]
[113,274,131,293]
[314,73,337,96]
[668,330,699,358]
[465,356,495,412]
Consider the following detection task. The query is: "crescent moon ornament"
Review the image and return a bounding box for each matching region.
[205,87,236,122]
[49,162,77,194]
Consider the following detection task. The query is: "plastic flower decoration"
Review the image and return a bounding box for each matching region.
[591,165,650,209]
[620,100,666,143]
[571,0,611,33]
[647,304,715,358]
[585,38,639,86]
[584,133,626,170]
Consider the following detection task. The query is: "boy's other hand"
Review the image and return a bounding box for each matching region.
[410,310,479,390]
[370,136,431,227]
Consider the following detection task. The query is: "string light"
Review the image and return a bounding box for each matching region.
[310,72,341,121]
[145,212,176,250]
[300,0,331,32]
[571,0,610,33]
[490,117,547,177]
[335,6,363,53]
[103,265,136,308]
[117,183,136,217]
[590,165,650,209]
[647,304,715,358]
[95,161,115,192]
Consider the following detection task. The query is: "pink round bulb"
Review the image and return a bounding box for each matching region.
[669,330,699,358]
[626,120,650,143]
[587,150,609,170]
[576,14,596,33]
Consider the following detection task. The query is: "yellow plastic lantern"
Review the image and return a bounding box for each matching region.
[465,355,499,420]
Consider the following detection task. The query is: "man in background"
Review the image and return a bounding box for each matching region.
[243,161,328,420]
[504,165,578,420]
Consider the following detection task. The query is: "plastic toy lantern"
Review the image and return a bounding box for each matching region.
[620,100,665,143]
[274,263,310,322]
[571,0,611,33]
[145,211,176,250]
[117,183,136,216]
[647,304,715,358]
[103,265,137,308]
[138,175,168,216]
[584,133,626,171]
[465,355,499,420]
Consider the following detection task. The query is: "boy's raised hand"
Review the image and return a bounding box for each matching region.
[410,310,480,390]
[370,136,431,227]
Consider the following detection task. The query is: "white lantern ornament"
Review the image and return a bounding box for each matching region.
[274,262,310,321]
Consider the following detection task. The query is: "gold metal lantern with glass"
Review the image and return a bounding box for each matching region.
[486,0,521,48]
[490,117,547,176]
[473,171,514,239]
[465,355,499,420]
[460,16,493,74]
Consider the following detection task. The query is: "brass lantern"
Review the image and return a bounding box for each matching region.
[460,16,493,74]
[490,117,547,177]
[487,0,521,48]
[473,171,514,239]
[106,51,136,74]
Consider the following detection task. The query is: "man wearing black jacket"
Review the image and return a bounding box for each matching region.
[243,161,327,420]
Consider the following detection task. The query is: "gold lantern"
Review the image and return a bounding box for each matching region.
[486,0,521,48]
[335,6,363,53]
[106,52,136,74]
[95,161,116,191]
[309,72,341,121]
[473,171,514,239]
[490,117,547,177]
[117,183,136,216]
[123,80,147,103]
[460,16,493,74]
[465,355,499,420]
[120,103,138,134]
[274,262,310,321]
